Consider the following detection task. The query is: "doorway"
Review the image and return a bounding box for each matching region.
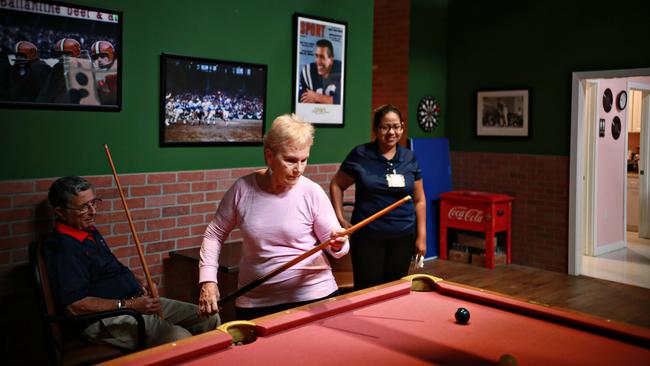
[569,68,650,288]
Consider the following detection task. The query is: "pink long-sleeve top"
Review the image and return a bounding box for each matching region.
[199,173,349,308]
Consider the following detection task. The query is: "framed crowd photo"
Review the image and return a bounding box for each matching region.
[0,1,122,111]
[476,89,530,137]
[160,53,267,147]
[292,14,347,127]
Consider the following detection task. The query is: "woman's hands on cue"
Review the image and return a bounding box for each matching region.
[329,229,348,252]
[198,281,220,317]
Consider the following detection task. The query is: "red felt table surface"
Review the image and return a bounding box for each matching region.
[100,278,650,366]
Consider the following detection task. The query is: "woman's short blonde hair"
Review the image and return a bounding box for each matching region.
[263,113,314,153]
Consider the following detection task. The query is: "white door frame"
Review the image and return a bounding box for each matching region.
[569,68,650,275]
[629,82,650,238]
[582,81,597,257]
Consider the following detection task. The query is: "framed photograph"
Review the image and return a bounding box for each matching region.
[0,1,122,111]
[293,14,346,127]
[160,53,267,147]
[476,89,529,137]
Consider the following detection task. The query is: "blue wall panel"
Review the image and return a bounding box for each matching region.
[411,138,452,258]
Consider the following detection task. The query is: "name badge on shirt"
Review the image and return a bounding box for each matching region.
[386,173,405,187]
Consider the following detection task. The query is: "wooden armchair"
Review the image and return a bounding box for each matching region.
[30,241,146,366]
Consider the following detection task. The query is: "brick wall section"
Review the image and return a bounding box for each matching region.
[373,0,411,144]
[450,151,570,272]
[0,163,354,293]
[0,152,571,286]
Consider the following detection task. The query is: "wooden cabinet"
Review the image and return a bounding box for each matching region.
[163,241,354,322]
[164,242,241,323]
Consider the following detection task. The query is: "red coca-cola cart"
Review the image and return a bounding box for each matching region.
[439,190,515,269]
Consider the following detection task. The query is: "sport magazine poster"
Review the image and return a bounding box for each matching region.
[293,14,346,126]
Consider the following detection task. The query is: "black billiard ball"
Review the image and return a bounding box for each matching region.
[455,307,470,324]
[498,354,518,366]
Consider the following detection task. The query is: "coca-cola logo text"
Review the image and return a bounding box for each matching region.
[447,206,484,223]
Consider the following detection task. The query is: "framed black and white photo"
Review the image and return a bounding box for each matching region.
[476,89,529,137]
[160,53,267,147]
[0,1,122,111]
[293,14,346,127]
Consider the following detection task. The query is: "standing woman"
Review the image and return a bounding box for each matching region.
[198,114,349,320]
[330,105,426,290]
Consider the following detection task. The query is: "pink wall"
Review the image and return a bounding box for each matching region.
[595,78,628,249]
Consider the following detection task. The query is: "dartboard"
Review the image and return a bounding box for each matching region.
[417,96,440,132]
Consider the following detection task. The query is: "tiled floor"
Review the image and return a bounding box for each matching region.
[582,231,650,289]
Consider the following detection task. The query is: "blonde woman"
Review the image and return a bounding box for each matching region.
[198,114,349,320]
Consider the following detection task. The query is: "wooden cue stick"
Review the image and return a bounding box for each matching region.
[104,144,163,318]
[218,195,413,306]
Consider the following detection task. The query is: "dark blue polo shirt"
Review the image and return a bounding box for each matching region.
[43,222,141,308]
[340,141,422,238]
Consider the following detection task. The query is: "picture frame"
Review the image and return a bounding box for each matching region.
[292,14,347,127]
[476,89,529,137]
[160,53,267,147]
[0,1,122,111]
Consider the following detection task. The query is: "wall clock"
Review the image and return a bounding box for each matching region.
[611,116,621,140]
[616,90,627,111]
[598,118,605,138]
[417,96,440,132]
[602,88,613,113]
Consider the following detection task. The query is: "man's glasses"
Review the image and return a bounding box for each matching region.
[377,124,403,133]
[66,198,102,214]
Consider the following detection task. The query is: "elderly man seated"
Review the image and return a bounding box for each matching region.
[43,176,219,350]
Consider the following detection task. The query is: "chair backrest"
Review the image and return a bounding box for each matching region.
[30,241,144,365]
[30,241,64,364]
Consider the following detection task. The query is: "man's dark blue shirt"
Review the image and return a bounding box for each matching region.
[43,222,141,309]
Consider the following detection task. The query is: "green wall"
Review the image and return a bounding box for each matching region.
[0,0,374,180]
[444,0,650,155]
[408,0,447,139]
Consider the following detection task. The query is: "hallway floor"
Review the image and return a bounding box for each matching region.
[582,231,650,289]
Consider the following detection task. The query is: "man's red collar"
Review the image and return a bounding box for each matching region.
[55,221,95,242]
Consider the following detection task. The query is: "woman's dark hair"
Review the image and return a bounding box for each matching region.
[48,176,92,208]
[373,104,403,129]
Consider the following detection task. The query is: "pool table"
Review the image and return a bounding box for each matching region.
[99,275,650,366]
